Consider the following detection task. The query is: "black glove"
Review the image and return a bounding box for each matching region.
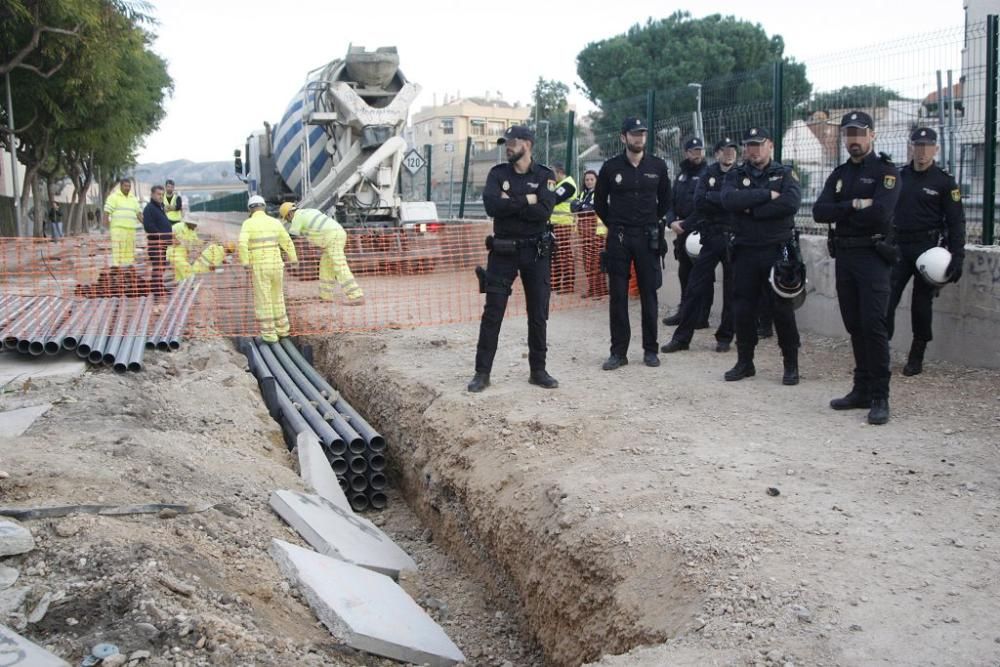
[947,254,963,283]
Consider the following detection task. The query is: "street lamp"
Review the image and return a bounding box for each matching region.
[688,83,703,141]
[539,119,550,166]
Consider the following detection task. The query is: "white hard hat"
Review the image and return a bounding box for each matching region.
[248,194,266,208]
[685,231,702,258]
[916,246,951,287]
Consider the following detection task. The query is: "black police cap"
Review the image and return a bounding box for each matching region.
[497,125,535,145]
[840,110,874,130]
[714,136,738,152]
[621,117,648,133]
[742,127,771,144]
[910,127,937,145]
[684,137,705,150]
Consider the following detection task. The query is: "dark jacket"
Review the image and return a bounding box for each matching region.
[143,200,173,235]
[691,162,736,236]
[482,160,557,239]
[667,158,709,225]
[812,151,900,238]
[894,162,966,256]
[721,159,801,246]
[594,152,671,228]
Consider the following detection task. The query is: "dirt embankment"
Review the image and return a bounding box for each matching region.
[311,301,1000,667]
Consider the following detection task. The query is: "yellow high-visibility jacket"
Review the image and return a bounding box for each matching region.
[104,188,142,230]
[164,193,183,222]
[238,211,297,267]
[550,176,578,226]
[172,221,199,254]
[287,208,345,245]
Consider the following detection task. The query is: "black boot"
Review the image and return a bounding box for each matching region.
[602,355,628,371]
[902,340,927,376]
[782,349,799,386]
[529,369,559,389]
[662,312,682,326]
[830,387,870,410]
[467,373,490,392]
[724,349,756,382]
[660,340,689,353]
[867,398,890,425]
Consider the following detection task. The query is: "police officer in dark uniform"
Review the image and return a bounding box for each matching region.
[663,137,711,328]
[888,127,965,376]
[595,117,671,370]
[468,125,558,392]
[721,127,802,384]
[813,110,901,425]
[662,136,739,353]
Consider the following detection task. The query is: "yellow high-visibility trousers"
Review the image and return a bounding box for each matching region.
[167,245,192,282]
[252,261,289,342]
[110,227,136,267]
[317,227,362,301]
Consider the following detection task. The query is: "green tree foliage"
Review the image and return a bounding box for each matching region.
[531,77,573,163]
[577,12,812,136]
[1,0,168,235]
[799,85,904,117]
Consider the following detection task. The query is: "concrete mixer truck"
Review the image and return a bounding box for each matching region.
[233,46,441,273]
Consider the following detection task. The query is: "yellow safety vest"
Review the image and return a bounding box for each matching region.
[164,192,183,222]
[104,189,142,230]
[550,176,577,226]
[172,221,199,255]
[288,208,344,247]
[238,211,297,266]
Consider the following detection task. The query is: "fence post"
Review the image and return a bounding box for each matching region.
[458,137,473,219]
[772,60,785,164]
[565,110,576,178]
[645,89,656,155]
[984,15,999,245]
[424,144,432,202]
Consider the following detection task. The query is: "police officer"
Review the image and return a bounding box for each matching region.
[813,110,901,425]
[595,117,671,370]
[662,137,739,354]
[721,127,802,384]
[887,127,965,376]
[468,125,558,392]
[663,137,711,327]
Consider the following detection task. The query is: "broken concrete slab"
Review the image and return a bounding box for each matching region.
[0,354,86,387]
[0,520,34,557]
[0,586,29,616]
[295,431,350,512]
[0,566,18,590]
[0,404,52,438]
[270,539,464,667]
[0,621,71,666]
[269,490,416,579]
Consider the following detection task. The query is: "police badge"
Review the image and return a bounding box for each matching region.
[742,178,751,187]
[708,177,716,187]
[951,188,961,202]
[614,173,623,184]
[835,179,843,194]
[502,180,510,192]
[883,175,896,189]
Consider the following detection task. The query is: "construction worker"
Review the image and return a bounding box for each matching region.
[549,162,578,294]
[103,177,143,268]
[167,220,229,281]
[239,195,298,343]
[279,202,363,304]
[164,179,183,223]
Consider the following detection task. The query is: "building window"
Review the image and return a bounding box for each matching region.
[487,121,505,137]
[441,118,454,135]
[470,118,486,136]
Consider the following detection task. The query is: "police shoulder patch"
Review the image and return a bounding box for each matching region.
[883,175,896,190]
[547,180,556,191]
[951,188,961,202]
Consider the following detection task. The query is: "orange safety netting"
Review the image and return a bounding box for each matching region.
[0,213,638,340]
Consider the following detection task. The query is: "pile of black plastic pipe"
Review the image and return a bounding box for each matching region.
[147,280,200,351]
[0,295,155,372]
[236,336,388,512]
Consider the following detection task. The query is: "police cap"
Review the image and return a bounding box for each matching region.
[714,136,739,152]
[497,125,535,145]
[684,137,705,151]
[742,127,771,144]
[910,127,938,145]
[621,117,648,133]
[840,110,874,130]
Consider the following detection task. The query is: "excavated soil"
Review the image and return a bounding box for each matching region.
[310,300,1000,667]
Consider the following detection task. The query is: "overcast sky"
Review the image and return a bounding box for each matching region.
[137,0,967,164]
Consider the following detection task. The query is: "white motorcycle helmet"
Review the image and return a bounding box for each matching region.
[916,246,952,287]
[685,231,702,258]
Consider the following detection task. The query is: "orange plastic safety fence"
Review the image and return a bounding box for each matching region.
[0,213,620,341]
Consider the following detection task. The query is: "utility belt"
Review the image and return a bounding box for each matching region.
[607,223,668,267]
[700,223,734,238]
[893,228,940,244]
[829,233,900,264]
[485,232,553,258]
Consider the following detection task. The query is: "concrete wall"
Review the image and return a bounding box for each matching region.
[668,236,1000,370]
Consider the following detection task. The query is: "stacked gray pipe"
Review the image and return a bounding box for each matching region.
[238,337,388,511]
[146,280,200,351]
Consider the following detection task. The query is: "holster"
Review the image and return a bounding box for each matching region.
[874,238,901,265]
[485,235,518,256]
[474,265,513,295]
[538,229,555,259]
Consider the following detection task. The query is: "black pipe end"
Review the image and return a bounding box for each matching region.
[367,491,387,510]
[349,493,370,512]
[348,438,366,455]
[368,473,387,491]
[368,436,387,452]
[349,475,367,493]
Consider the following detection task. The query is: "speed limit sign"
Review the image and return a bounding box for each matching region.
[402,149,427,175]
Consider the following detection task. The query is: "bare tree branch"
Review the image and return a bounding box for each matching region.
[0,112,39,136]
[15,59,67,79]
[0,22,82,76]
